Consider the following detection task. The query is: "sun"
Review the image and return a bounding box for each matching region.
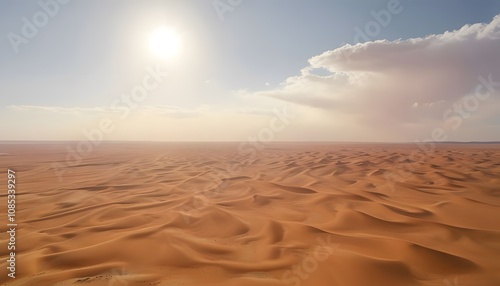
[149,26,181,59]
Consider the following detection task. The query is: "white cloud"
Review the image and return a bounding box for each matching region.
[7,104,283,118]
[7,105,203,118]
[250,15,500,140]
[8,105,107,113]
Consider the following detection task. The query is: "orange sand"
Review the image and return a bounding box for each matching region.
[1,142,500,286]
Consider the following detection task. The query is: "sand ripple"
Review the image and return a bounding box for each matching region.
[1,143,500,285]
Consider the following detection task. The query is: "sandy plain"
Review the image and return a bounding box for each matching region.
[0,142,500,286]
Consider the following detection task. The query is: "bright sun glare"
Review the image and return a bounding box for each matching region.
[149,26,181,59]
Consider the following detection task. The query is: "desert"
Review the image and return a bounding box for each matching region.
[1,142,499,285]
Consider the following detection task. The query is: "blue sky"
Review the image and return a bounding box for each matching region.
[1,0,499,141]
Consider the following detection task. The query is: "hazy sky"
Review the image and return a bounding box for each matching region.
[1,0,499,141]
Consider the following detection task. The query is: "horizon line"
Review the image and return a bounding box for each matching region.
[1,140,500,144]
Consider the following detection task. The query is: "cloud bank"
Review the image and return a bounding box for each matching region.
[252,15,500,140]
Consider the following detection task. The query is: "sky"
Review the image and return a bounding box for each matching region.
[0,0,499,142]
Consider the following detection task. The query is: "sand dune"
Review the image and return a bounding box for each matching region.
[1,142,500,285]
